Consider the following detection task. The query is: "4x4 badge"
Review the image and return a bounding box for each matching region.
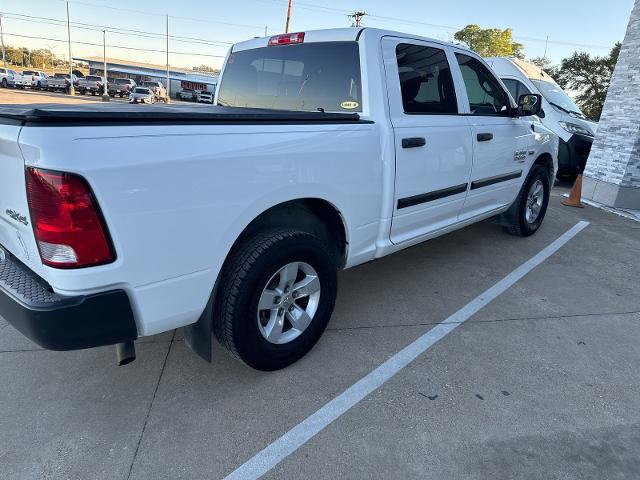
[5,209,29,226]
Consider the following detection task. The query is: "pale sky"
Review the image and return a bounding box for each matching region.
[1,0,634,70]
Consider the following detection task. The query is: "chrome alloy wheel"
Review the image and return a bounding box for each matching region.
[525,179,544,224]
[257,261,321,344]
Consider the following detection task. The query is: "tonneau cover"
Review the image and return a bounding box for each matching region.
[0,103,363,124]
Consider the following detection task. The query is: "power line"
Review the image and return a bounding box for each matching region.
[50,0,265,30]
[2,32,226,57]
[253,0,611,50]
[2,12,233,47]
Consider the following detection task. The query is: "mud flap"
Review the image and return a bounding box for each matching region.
[183,292,215,363]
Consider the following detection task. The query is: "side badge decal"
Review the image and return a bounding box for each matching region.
[340,101,359,110]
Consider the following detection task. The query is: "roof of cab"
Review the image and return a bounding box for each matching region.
[231,27,475,54]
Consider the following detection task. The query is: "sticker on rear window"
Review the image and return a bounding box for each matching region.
[340,101,359,110]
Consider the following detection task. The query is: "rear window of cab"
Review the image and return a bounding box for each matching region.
[217,41,362,113]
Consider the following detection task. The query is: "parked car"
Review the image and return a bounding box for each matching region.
[196,90,214,104]
[0,28,557,372]
[177,88,197,101]
[486,57,597,182]
[78,75,107,95]
[109,78,136,97]
[48,73,78,93]
[141,80,168,102]
[129,87,156,104]
[22,70,49,90]
[0,68,16,88]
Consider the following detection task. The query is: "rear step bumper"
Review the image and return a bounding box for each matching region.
[0,248,137,350]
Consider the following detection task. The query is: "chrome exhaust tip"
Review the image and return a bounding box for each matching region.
[115,341,136,366]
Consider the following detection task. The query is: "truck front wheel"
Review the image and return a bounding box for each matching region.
[213,229,338,371]
[503,164,551,237]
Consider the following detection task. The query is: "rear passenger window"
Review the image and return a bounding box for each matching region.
[396,44,457,114]
[455,54,510,116]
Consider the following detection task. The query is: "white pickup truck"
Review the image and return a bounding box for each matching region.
[0,28,557,371]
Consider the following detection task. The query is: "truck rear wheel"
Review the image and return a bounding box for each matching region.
[503,164,550,237]
[213,228,338,371]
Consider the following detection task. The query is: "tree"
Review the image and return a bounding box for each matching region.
[5,46,23,65]
[529,56,552,70]
[551,42,621,120]
[454,24,524,58]
[192,64,219,74]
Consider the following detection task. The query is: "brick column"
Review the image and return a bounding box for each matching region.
[583,0,640,209]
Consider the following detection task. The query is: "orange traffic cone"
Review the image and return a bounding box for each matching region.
[562,174,585,208]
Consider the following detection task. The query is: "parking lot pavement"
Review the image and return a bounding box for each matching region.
[1,188,639,480]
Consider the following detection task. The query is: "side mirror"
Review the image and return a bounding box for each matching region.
[517,94,542,116]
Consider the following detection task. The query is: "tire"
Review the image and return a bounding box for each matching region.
[1,79,7,88]
[213,228,338,371]
[503,164,551,237]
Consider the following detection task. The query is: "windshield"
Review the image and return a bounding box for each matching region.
[134,88,150,94]
[217,41,362,112]
[531,80,583,117]
[115,78,131,84]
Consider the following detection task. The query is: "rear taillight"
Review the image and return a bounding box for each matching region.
[26,167,115,269]
[268,32,304,46]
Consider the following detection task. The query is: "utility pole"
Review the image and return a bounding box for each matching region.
[66,1,75,95]
[348,11,367,27]
[285,0,293,33]
[264,25,268,37]
[102,30,109,101]
[0,14,7,68]
[165,14,171,104]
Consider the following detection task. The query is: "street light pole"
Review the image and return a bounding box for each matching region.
[66,1,75,95]
[0,14,7,68]
[165,14,171,104]
[102,30,109,101]
[285,0,293,33]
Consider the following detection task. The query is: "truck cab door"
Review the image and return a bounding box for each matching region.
[382,38,473,245]
[452,52,534,221]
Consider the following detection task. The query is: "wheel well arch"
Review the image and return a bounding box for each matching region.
[234,198,348,268]
[183,197,348,362]
[533,152,554,178]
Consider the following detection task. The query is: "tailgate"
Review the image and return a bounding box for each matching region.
[0,124,42,274]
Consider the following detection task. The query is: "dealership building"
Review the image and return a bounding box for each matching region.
[73,56,218,97]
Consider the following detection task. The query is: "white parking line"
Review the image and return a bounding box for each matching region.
[224,220,590,480]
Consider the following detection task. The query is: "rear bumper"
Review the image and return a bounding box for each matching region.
[0,248,137,350]
[558,134,593,176]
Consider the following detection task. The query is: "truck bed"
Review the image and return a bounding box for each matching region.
[0,103,365,125]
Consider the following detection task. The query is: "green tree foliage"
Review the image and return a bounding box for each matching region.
[550,43,621,120]
[454,24,524,58]
[3,45,59,69]
[529,56,552,70]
